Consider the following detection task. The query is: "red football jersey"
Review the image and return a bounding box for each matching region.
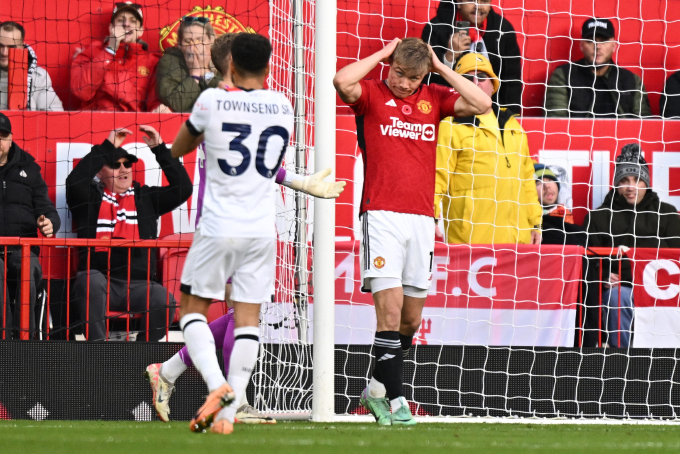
[350,79,460,217]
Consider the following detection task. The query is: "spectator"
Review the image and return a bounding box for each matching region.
[0,113,60,339]
[0,21,63,111]
[660,70,680,119]
[545,18,651,118]
[584,143,680,347]
[66,126,191,341]
[534,163,586,246]
[70,2,168,112]
[156,18,225,112]
[422,0,522,114]
[435,53,541,245]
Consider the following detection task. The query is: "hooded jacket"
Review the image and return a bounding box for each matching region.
[585,188,680,284]
[660,70,680,119]
[422,2,522,114]
[545,59,651,118]
[435,108,542,244]
[70,40,161,112]
[0,44,63,111]
[156,46,223,113]
[65,139,192,280]
[0,142,61,253]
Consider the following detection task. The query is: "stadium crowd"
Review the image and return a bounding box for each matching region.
[0,0,679,351]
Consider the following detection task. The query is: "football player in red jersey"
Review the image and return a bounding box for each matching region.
[333,38,490,425]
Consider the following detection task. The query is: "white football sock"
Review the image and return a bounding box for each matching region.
[390,396,405,412]
[160,353,187,384]
[216,326,260,423]
[368,376,387,398]
[180,314,226,392]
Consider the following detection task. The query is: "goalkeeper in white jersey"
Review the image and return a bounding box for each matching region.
[170,33,322,435]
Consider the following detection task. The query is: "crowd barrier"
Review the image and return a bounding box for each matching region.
[3,238,679,348]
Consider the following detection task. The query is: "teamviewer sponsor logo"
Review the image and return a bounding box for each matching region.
[380,117,436,141]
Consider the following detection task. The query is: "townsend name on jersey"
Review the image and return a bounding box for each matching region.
[215,99,293,115]
[380,117,436,141]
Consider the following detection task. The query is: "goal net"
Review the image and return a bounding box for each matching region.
[2,0,680,423]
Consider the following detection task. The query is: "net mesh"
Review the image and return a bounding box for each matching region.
[1,0,680,422]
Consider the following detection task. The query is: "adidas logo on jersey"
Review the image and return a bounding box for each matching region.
[380,117,435,141]
[385,99,397,107]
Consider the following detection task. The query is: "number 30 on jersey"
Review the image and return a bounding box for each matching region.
[219,122,290,178]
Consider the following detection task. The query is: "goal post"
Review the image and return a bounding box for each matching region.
[312,0,338,423]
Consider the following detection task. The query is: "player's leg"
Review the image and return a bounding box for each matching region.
[213,237,275,434]
[180,231,240,432]
[359,211,408,425]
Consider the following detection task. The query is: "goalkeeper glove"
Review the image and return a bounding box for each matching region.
[282,168,346,199]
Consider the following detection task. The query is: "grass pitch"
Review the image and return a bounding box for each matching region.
[2,420,680,454]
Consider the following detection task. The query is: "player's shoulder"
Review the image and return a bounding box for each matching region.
[421,82,458,97]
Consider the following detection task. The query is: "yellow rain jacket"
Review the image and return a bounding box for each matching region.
[435,108,542,244]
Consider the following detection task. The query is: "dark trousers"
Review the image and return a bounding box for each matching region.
[0,251,42,340]
[73,270,176,342]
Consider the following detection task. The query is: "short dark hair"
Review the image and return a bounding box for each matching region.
[211,33,236,75]
[0,21,26,40]
[231,33,271,77]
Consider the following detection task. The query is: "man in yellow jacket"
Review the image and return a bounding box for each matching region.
[435,53,542,244]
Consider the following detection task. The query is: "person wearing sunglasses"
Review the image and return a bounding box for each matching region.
[156,16,223,113]
[0,113,61,340]
[66,125,192,342]
[435,52,542,245]
[71,2,169,112]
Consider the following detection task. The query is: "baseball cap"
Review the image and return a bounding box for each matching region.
[112,2,144,25]
[106,147,139,167]
[454,52,499,94]
[0,113,11,134]
[582,18,615,40]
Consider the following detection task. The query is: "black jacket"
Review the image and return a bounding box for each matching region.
[66,140,192,280]
[545,59,652,118]
[584,189,680,284]
[660,70,680,119]
[421,3,522,114]
[0,142,60,253]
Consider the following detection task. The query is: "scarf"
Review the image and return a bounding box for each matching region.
[96,187,140,252]
[455,11,487,43]
[24,44,38,110]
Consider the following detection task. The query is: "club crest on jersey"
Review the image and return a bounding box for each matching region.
[417,100,432,114]
[402,105,412,115]
[373,256,386,269]
[380,117,435,141]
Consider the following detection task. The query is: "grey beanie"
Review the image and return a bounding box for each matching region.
[613,143,650,187]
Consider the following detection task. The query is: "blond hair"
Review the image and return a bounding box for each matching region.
[390,37,431,74]
[211,33,236,75]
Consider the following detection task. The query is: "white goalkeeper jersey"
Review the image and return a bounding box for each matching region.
[187,86,294,238]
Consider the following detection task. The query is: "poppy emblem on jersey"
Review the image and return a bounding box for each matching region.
[402,105,412,115]
[417,100,432,114]
[138,66,149,76]
[373,256,386,269]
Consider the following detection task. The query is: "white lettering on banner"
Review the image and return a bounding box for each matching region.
[335,253,355,293]
[468,257,497,297]
[380,117,435,141]
[643,260,680,300]
[428,255,451,295]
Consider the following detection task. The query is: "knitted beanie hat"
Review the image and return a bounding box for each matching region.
[614,143,650,187]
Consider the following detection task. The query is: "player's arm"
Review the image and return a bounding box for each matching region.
[333,38,401,104]
[428,46,492,118]
[276,167,346,199]
[171,122,204,159]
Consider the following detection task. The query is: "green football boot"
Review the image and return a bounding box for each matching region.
[360,388,392,425]
[390,397,417,426]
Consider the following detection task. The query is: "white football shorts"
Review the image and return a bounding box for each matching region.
[360,210,435,292]
[181,228,275,303]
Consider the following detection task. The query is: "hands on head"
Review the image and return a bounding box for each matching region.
[106,126,162,149]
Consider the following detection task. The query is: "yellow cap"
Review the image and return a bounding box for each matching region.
[454,53,499,94]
